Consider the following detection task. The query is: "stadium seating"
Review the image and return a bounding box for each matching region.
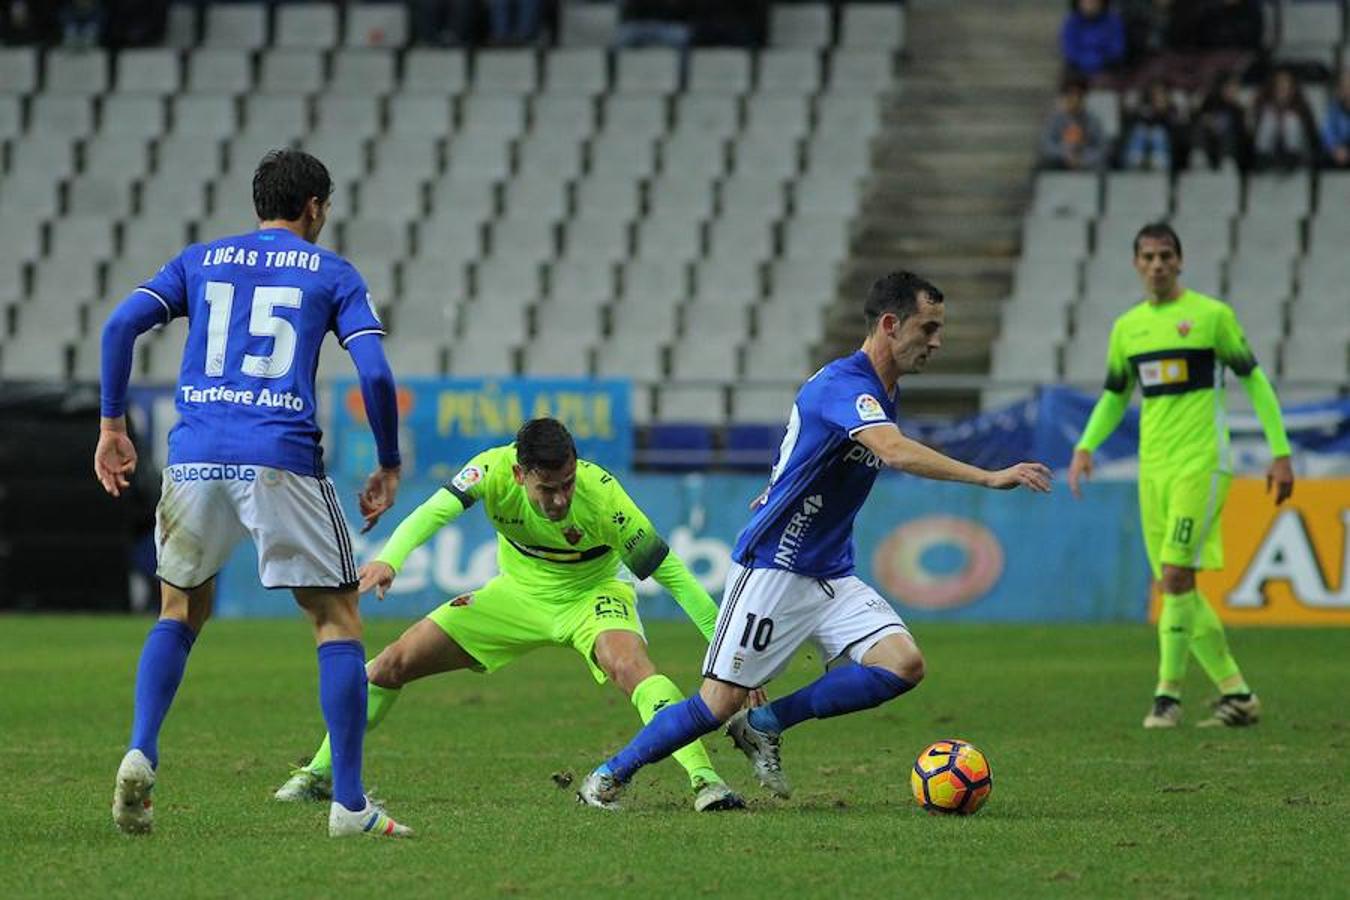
[0,4,909,458]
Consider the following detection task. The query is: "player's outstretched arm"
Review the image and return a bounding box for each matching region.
[359,487,471,599]
[94,290,168,498]
[855,425,1052,492]
[649,552,719,641]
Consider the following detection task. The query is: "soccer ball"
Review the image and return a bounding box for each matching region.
[910,739,992,815]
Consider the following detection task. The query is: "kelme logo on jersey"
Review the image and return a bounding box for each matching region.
[855,393,886,423]
[451,465,483,492]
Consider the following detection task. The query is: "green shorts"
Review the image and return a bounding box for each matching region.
[425,576,644,684]
[1138,469,1231,579]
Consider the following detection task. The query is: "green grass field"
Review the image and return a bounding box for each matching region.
[1,616,1346,899]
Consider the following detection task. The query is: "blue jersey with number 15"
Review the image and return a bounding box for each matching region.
[139,227,384,477]
[732,351,899,579]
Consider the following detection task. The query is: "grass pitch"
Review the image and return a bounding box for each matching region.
[1,616,1346,899]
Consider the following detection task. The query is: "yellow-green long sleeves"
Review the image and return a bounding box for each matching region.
[375,488,467,573]
[1076,389,1131,452]
[1239,368,1292,457]
[648,552,719,642]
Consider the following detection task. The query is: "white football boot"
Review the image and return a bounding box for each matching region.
[1143,696,1183,729]
[112,749,155,835]
[692,776,747,812]
[274,767,332,802]
[725,710,792,798]
[328,796,413,838]
[1197,693,1261,728]
[576,769,624,811]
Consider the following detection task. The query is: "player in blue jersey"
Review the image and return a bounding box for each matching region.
[578,271,1053,809]
[95,150,412,838]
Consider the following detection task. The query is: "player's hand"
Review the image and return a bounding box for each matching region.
[986,462,1052,493]
[357,561,396,600]
[746,688,768,709]
[94,419,138,498]
[1266,456,1294,506]
[1068,449,1093,500]
[358,465,401,533]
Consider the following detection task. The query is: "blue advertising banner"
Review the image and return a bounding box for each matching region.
[921,387,1350,477]
[215,472,1152,623]
[327,377,632,482]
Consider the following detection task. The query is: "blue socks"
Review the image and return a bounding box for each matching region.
[748,665,913,735]
[603,695,721,783]
[129,619,197,768]
[317,640,368,812]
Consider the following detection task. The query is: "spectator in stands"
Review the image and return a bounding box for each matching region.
[1194,71,1252,171]
[486,0,544,45]
[1041,76,1109,170]
[1121,80,1188,171]
[1321,69,1350,169]
[1061,0,1127,83]
[1251,67,1318,171]
[615,0,692,49]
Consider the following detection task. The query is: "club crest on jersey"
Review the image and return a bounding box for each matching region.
[451,465,483,492]
[563,525,583,545]
[855,393,886,422]
[1176,319,1193,337]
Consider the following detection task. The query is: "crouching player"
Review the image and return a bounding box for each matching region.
[275,418,748,811]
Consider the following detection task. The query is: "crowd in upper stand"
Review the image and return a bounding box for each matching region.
[1042,0,1350,172]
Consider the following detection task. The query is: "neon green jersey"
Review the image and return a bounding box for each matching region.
[1097,289,1258,473]
[378,444,672,604]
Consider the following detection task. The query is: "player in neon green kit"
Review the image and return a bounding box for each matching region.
[1069,223,1295,729]
[275,417,747,811]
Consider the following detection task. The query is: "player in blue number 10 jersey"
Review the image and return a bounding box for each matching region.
[94,150,412,838]
[579,272,1054,810]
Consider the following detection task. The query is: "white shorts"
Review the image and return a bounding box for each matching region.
[703,563,910,689]
[155,463,358,591]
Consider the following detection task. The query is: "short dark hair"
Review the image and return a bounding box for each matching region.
[863,271,944,331]
[515,418,577,473]
[252,149,332,222]
[1133,222,1183,258]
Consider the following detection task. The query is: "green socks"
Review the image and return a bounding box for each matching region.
[1156,590,1251,701]
[306,681,402,779]
[1155,591,1197,698]
[1189,592,1249,694]
[631,673,720,788]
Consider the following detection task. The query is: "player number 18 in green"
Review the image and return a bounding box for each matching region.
[1172,517,1194,545]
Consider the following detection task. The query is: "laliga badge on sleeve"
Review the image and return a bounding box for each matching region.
[451,465,483,492]
[855,393,887,422]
